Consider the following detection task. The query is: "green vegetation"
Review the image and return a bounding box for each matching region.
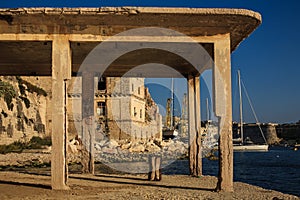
[0,136,52,154]
[0,76,47,113]
[29,136,51,147]
[16,76,47,97]
[0,141,26,154]
[0,79,16,111]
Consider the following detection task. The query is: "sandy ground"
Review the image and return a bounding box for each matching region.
[0,171,299,200]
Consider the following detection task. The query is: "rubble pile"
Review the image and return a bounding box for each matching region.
[94,139,188,163]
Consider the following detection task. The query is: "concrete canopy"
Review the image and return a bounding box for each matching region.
[0,7,262,192]
[0,7,261,77]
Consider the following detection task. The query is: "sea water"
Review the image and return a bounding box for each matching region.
[163,147,300,197]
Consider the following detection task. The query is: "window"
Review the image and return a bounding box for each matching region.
[138,87,140,95]
[140,109,142,118]
[97,102,106,116]
[98,77,106,91]
[134,107,137,117]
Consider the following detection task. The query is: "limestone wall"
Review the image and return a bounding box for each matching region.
[0,76,162,145]
[0,76,50,145]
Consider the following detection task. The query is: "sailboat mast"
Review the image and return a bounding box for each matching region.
[206,98,209,122]
[238,70,244,142]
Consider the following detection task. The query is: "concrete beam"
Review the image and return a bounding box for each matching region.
[0,33,234,44]
[213,34,233,192]
[51,35,71,190]
[0,7,262,51]
[0,33,53,41]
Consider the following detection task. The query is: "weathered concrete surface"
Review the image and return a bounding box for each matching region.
[213,35,233,192]
[0,7,261,50]
[195,76,202,176]
[51,36,71,190]
[0,7,261,192]
[81,72,95,174]
[0,7,261,77]
[188,75,196,176]
[187,75,202,177]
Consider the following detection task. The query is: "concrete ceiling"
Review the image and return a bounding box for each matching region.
[0,41,52,76]
[0,7,261,77]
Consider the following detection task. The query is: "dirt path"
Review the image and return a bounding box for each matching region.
[0,171,299,200]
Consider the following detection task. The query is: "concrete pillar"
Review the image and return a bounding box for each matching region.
[81,72,95,174]
[213,34,233,192]
[51,36,71,190]
[187,75,202,177]
[195,76,202,176]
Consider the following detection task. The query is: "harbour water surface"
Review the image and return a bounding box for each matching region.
[163,147,300,197]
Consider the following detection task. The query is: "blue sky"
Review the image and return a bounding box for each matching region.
[1,0,299,123]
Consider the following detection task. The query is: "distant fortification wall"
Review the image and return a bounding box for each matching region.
[234,123,280,145]
[276,123,300,144]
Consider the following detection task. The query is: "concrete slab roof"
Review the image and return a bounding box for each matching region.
[0,7,262,77]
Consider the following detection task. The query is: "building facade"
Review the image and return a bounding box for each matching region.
[68,77,162,142]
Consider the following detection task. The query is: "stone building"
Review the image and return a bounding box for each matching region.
[68,77,162,141]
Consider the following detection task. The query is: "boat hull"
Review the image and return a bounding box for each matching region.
[233,144,269,151]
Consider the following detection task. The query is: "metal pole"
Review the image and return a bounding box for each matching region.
[206,98,209,121]
[238,70,244,142]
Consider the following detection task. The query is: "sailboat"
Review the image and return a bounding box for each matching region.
[162,78,179,140]
[233,70,269,151]
[202,98,219,150]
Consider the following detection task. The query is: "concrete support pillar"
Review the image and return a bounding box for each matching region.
[213,34,233,192]
[195,76,202,175]
[51,36,71,190]
[188,75,202,177]
[81,72,95,174]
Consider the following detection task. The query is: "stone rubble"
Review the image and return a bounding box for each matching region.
[92,138,189,164]
[0,138,189,167]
